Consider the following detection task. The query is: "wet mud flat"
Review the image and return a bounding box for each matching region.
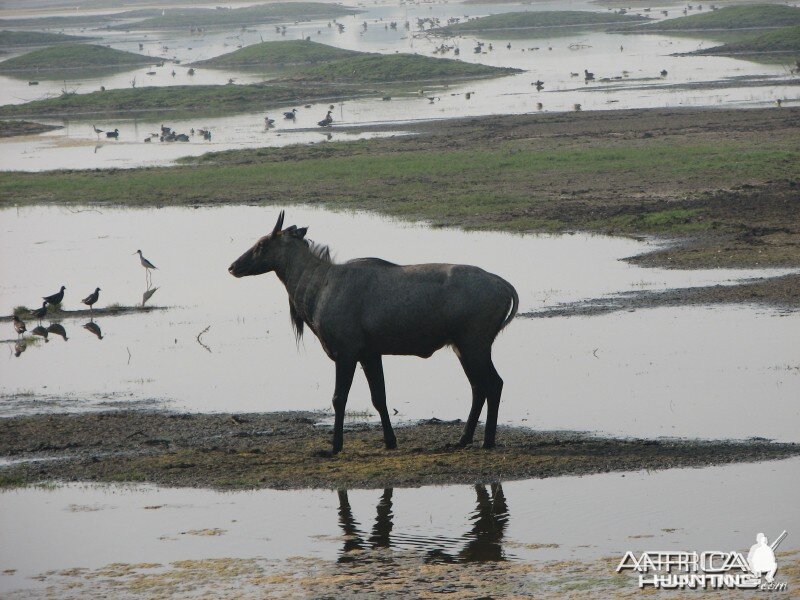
[8,545,800,599]
[523,272,800,317]
[1,411,798,490]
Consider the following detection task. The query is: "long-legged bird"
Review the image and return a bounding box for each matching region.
[135,250,157,284]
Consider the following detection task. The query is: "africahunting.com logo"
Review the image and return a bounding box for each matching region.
[616,531,788,591]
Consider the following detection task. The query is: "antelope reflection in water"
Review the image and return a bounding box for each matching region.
[336,484,509,564]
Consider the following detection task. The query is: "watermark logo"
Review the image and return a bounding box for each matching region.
[616,530,788,591]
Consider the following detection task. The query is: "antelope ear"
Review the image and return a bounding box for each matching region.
[272,210,285,236]
[284,225,298,235]
[295,227,308,239]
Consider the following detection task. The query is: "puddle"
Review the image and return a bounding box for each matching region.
[0,457,797,594]
[1,205,798,442]
[1,1,796,170]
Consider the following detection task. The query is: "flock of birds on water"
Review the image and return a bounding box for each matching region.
[91,105,337,143]
[8,250,158,357]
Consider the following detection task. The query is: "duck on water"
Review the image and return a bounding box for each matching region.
[229,212,518,455]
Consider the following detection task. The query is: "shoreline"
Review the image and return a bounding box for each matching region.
[1,410,798,490]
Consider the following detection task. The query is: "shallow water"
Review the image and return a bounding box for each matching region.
[1,457,797,594]
[1,205,798,442]
[1,0,796,170]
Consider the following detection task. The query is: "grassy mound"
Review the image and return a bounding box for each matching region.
[643,4,800,31]
[0,44,154,74]
[434,10,648,36]
[685,25,800,62]
[193,40,360,70]
[0,81,374,119]
[287,52,520,83]
[111,2,358,31]
[0,30,91,47]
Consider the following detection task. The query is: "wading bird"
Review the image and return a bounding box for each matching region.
[135,250,157,284]
[92,125,104,137]
[82,287,101,312]
[229,212,518,455]
[43,286,65,305]
[31,301,48,322]
[12,314,26,337]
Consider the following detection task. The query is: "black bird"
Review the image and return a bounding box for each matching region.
[43,285,65,305]
[83,321,103,340]
[584,69,595,81]
[82,287,101,312]
[317,110,333,127]
[31,301,48,321]
[533,80,544,90]
[283,108,297,120]
[12,314,26,337]
[106,128,120,139]
[660,69,668,77]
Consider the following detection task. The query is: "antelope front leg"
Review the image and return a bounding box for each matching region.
[331,358,357,454]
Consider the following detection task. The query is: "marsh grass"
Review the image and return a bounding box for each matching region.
[434,10,647,36]
[0,44,155,75]
[0,136,796,236]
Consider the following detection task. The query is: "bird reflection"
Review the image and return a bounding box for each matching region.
[14,340,27,357]
[142,285,159,307]
[335,484,509,564]
[83,321,103,340]
[47,323,68,341]
[31,325,49,343]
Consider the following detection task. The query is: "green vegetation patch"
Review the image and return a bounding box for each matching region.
[287,52,520,83]
[1,136,796,238]
[111,2,358,31]
[0,43,154,74]
[193,40,360,70]
[643,4,800,31]
[434,10,647,35]
[0,81,374,119]
[685,25,800,60]
[0,30,91,47]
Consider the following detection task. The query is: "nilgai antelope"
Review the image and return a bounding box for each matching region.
[229,212,519,455]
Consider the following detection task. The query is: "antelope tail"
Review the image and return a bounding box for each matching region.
[500,282,519,331]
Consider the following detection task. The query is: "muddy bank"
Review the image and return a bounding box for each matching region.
[1,411,798,490]
[523,272,800,317]
[0,120,61,138]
